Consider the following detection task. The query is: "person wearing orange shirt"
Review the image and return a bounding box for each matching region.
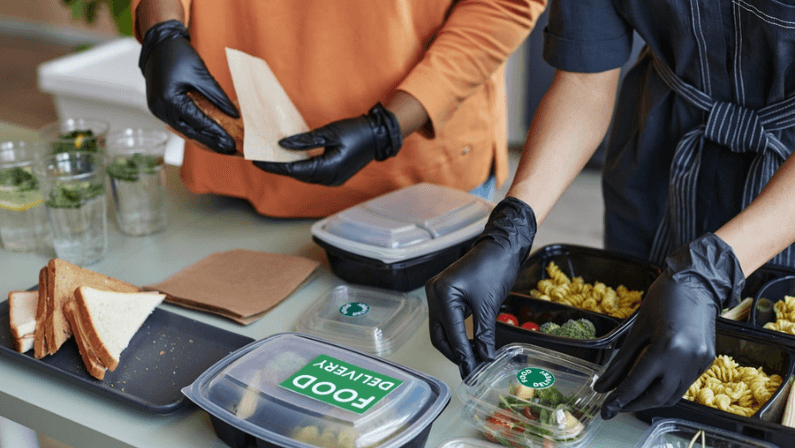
[132,0,546,217]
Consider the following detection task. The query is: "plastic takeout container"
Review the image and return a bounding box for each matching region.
[634,418,781,448]
[312,183,493,291]
[496,293,623,365]
[435,437,504,448]
[719,264,795,328]
[498,244,661,363]
[182,332,451,448]
[295,285,427,356]
[458,343,607,448]
[635,322,794,447]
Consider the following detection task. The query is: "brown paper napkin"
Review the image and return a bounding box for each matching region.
[144,250,320,325]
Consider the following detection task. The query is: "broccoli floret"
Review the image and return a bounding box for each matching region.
[540,318,596,339]
[539,322,560,333]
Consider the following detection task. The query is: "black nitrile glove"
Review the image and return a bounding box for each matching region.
[425,197,537,379]
[139,20,239,154]
[593,232,745,419]
[252,103,402,186]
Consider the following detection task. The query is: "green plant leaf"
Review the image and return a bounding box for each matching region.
[70,0,86,20]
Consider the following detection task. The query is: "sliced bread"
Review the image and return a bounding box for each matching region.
[33,267,49,358]
[8,290,38,353]
[42,259,141,356]
[63,300,107,379]
[71,286,165,374]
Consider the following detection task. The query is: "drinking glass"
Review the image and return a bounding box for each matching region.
[34,151,107,266]
[106,128,169,236]
[39,118,109,155]
[0,141,50,251]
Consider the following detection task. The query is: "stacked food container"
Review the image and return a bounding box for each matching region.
[182,333,451,448]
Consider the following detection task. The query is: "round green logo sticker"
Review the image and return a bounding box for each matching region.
[516,367,555,389]
[339,302,369,317]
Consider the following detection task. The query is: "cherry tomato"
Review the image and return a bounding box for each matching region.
[521,321,540,331]
[497,313,518,326]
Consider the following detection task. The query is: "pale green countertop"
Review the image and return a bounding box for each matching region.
[0,121,650,448]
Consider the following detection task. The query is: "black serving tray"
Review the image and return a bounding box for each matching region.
[0,298,253,415]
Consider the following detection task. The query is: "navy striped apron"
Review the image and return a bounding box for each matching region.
[648,52,795,267]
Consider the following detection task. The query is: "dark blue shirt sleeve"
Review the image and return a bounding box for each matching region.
[543,0,634,73]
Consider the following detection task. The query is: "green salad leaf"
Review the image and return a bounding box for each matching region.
[106,153,162,181]
[0,167,39,192]
[45,181,104,208]
[51,129,98,154]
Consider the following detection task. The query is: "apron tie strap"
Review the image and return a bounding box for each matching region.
[649,52,795,267]
[704,102,768,153]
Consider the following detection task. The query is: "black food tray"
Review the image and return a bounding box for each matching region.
[635,322,795,446]
[0,299,254,415]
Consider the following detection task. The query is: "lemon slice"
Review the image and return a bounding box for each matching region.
[0,189,44,212]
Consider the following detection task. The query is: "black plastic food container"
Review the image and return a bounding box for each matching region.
[495,293,623,364]
[312,235,477,292]
[182,333,451,448]
[634,322,795,447]
[719,264,795,328]
[497,244,662,364]
[311,183,494,292]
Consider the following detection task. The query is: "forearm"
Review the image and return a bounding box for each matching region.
[384,91,430,139]
[715,152,795,275]
[507,68,621,224]
[135,0,185,38]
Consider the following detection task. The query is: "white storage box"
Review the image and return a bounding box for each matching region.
[37,37,185,166]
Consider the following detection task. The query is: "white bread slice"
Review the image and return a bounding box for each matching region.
[44,259,141,356]
[72,286,165,373]
[8,290,38,353]
[63,300,107,379]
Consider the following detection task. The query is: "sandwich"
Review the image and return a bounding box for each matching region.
[185,90,244,155]
[8,290,38,353]
[34,258,140,359]
[64,286,165,380]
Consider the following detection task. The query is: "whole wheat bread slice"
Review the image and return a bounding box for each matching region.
[33,266,49,358]
[43,259,141,356]
[8,290,38,353]
[63,300,107,380]
[71,286,165,372]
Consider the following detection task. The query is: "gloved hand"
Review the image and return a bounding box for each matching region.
[252,103,402,186]
[425,197,537,379]
[138,19,239,155]
[593,232,745,419]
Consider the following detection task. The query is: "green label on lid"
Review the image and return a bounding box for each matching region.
[279,354,402,414]
[516,367,555,389]
[339,302,369,317]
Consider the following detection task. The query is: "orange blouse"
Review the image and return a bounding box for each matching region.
[132,0,545,217]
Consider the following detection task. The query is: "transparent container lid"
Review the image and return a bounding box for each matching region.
[634,418,781,448]
[435,437,504,448]
[182,333,450,448]
[312,183,493,263]
[458,343,606,448]
[295,285,427,356]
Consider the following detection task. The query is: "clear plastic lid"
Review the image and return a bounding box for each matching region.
[458,343,606,448]
[435,437,505,448]
[294,285,427,356]
[312,183,493,263]
[182,333,450,448]
[634,418,781,448]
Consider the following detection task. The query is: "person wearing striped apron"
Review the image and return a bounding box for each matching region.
[426,0,795,418]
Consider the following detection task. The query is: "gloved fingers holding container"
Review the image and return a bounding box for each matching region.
[593,232,745,418]
[426,197,537,379]
[137,12,239,155]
